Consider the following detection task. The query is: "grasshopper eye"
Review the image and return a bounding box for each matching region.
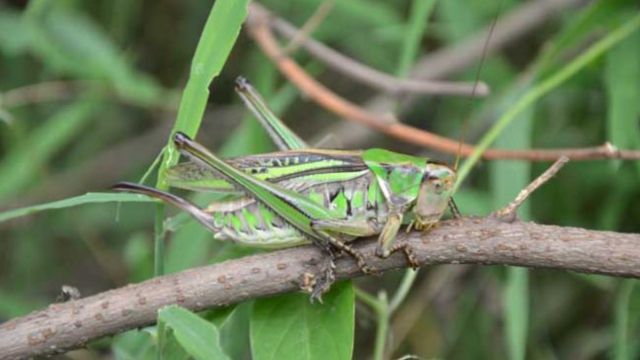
[430,180,445,194]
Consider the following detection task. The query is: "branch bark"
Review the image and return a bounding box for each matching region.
[1,217,639,359]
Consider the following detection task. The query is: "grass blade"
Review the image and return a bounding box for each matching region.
[156,0,250,185]
[605,22,640,174]
[151,0,249,276]
[491,95,533,360]
[0,192,153,223]
[396,0,436,78]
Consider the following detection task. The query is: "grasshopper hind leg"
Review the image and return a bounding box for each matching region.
[112,182,219,233]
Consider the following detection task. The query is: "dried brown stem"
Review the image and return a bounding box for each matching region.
[281,1,335,54]
[247,6,640,161]
[494,156,570,221]
[410,0,588,80]
[1,217,639,359]
[0,81,82,108]
[251,3,488,97]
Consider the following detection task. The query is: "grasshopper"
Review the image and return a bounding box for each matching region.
[114,77,458,299]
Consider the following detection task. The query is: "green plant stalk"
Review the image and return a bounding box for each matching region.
[492,96,533,360]
[373,291,390,360]
[389,269,418,313]
[151,0,249,276]
[455,13,640,189]
[614,279,635,360]
[396,0,436,78]
[0,193,153,223]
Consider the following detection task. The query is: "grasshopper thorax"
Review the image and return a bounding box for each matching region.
[413,163,456,230]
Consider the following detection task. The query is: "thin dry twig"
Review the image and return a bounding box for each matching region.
[323,0,591,149]
[252,3,489,97]
[494,156,570,221]
[0,81,81,108]
[1,216,639,359]
[0,80,178,112]
[281,0,335,54]
[246,6,640,161]
[409,0,588,80]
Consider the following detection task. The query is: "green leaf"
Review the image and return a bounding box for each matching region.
[112,330,156,360]
[153,0,249,277]
[250,281,354,360]
[0,192,154,223]
[158,305,230,360]
[157,0,250,185]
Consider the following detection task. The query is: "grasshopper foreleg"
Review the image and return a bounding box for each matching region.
[374,210,420,269]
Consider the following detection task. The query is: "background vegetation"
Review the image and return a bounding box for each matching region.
[0,0,639,359]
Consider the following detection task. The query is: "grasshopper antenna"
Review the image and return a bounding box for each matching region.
[450,0,503,218]
[112,182,218,233]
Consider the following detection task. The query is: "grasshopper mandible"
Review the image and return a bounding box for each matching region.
[114,77,458,299]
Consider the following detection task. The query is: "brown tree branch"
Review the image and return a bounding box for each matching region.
[247,4,640,162]
[1,217,639,359]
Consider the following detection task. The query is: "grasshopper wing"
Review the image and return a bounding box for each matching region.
[167,149,369,193]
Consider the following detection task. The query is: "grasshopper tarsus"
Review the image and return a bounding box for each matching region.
[375,240,420,269]
[392,242,420,269]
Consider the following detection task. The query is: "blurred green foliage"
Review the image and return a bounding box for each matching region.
[0,0,639,359]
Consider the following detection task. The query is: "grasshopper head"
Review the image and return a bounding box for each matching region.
[413,163,456,230]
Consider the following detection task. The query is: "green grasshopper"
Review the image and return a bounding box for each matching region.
[114,77,458,299]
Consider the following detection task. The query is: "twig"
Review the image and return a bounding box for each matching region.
[494,156,570,221]
[246,7,640,161]
[0,80,178,112]
[281,1,334,54]
[251,3,489,97]
[323,0,591,149]
[409,0,588,80]
[0,81,80,108]
[1,217,640,359]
